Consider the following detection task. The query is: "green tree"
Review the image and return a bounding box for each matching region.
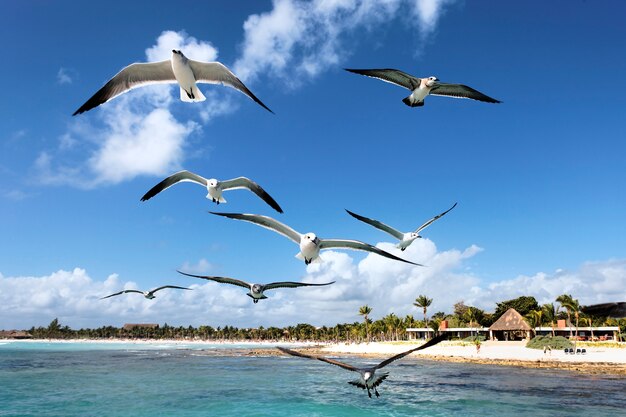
[413,295,433,338]
[525,309,543,335]
[542,303,557,337]
[359,305,373,343]
[556,294,576,337]
[494,296,539,321]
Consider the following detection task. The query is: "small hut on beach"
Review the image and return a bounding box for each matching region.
[489,308,532,341]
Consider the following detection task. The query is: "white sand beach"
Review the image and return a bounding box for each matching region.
[319,340,626,375]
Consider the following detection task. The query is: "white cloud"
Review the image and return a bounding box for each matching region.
[39,2,455,189]
[37,31,226,189]
[57,67,73,84]
[234,0,454,84]
[4,242,622,330]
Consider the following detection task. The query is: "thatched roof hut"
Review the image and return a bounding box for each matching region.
[0,330,33,339]
[489,308,532,341]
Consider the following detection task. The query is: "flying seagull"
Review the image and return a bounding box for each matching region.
[344,68,501,107]
[100,285,191,300]
[141,170,283,213]
[177,270,334,303]
[346,203,457,251]
[277,333,447,398]
[73,49,273,115]
[210,212,423,266]
[581,302,626,318]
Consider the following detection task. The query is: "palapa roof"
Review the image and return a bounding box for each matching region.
[489,308,532,331]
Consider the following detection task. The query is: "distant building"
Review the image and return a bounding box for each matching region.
[534,319,619,341]
[0,330,33,339]
[406,320,488,340]
[489,308,532,341]
[123,324,159,331]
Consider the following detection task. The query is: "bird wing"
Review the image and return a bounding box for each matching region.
[188,60,273,113]
[219,177,283,213]
[264,281,335,290]
[429,83,501,103]
[345,209,404,240]
[581,302,626,318]
[344,68,420,91]
[374,333,448,369]
[209,212,301,244]
[414,203,457,234]
[319,239,423,266]
[140,170,208,201]
[277,347,359,372]
[151,285,192,294]
[100,289,142,299]
[177,271,251,289]
[73,60,175,115]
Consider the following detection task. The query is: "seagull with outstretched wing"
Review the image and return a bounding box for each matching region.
[141,170,283,213]
[278,333,448,398]
[346,203,457,251]
[100,285,191,300]
[177,270,334,303]
[344,68,500,108]
[74,50,272,115]
[209,212,423,266]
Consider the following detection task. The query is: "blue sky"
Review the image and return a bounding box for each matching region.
[1,0,625,329]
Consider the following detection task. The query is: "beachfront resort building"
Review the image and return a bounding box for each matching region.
[488,308,532,341]
[407,308,621,341]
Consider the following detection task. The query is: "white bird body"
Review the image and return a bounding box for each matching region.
[298,233,322,264]
[206,179,227,203]
[399,232,420,250]
[171,51,206,102]
[404,77,438,106]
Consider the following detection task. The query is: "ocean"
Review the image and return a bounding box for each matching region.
[1,341,624,416]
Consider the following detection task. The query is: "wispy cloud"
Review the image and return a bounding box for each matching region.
[234,0,455,84]
[57,67,74,85]
[3,240,622,330]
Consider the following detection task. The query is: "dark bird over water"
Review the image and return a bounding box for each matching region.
[277,333,448,398]
[345,68,501,107]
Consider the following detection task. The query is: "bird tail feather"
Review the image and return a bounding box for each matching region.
[180,86,206,102]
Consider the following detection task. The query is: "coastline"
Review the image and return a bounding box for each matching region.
[4,338,625,375]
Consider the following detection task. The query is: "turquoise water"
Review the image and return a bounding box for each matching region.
[1,342,624,417]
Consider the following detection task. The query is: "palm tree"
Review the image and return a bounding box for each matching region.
[556,294,575,337]
[464,307,482,339]
[542,303,557,337]
[413,295,433,339]
[525,309,543,336]
[359,305,373,343]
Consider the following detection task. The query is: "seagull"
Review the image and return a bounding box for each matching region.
[177,270,334,303]
[581,302,626,318]
[73,50,273,115]
[344,68,501,107]
[141,170,283,213]
[100,285,191,300]
[277,333,447,398]
[210,212,423,266]
[346,203,457,251]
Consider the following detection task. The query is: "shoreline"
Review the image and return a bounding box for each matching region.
[3,338,625,376]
